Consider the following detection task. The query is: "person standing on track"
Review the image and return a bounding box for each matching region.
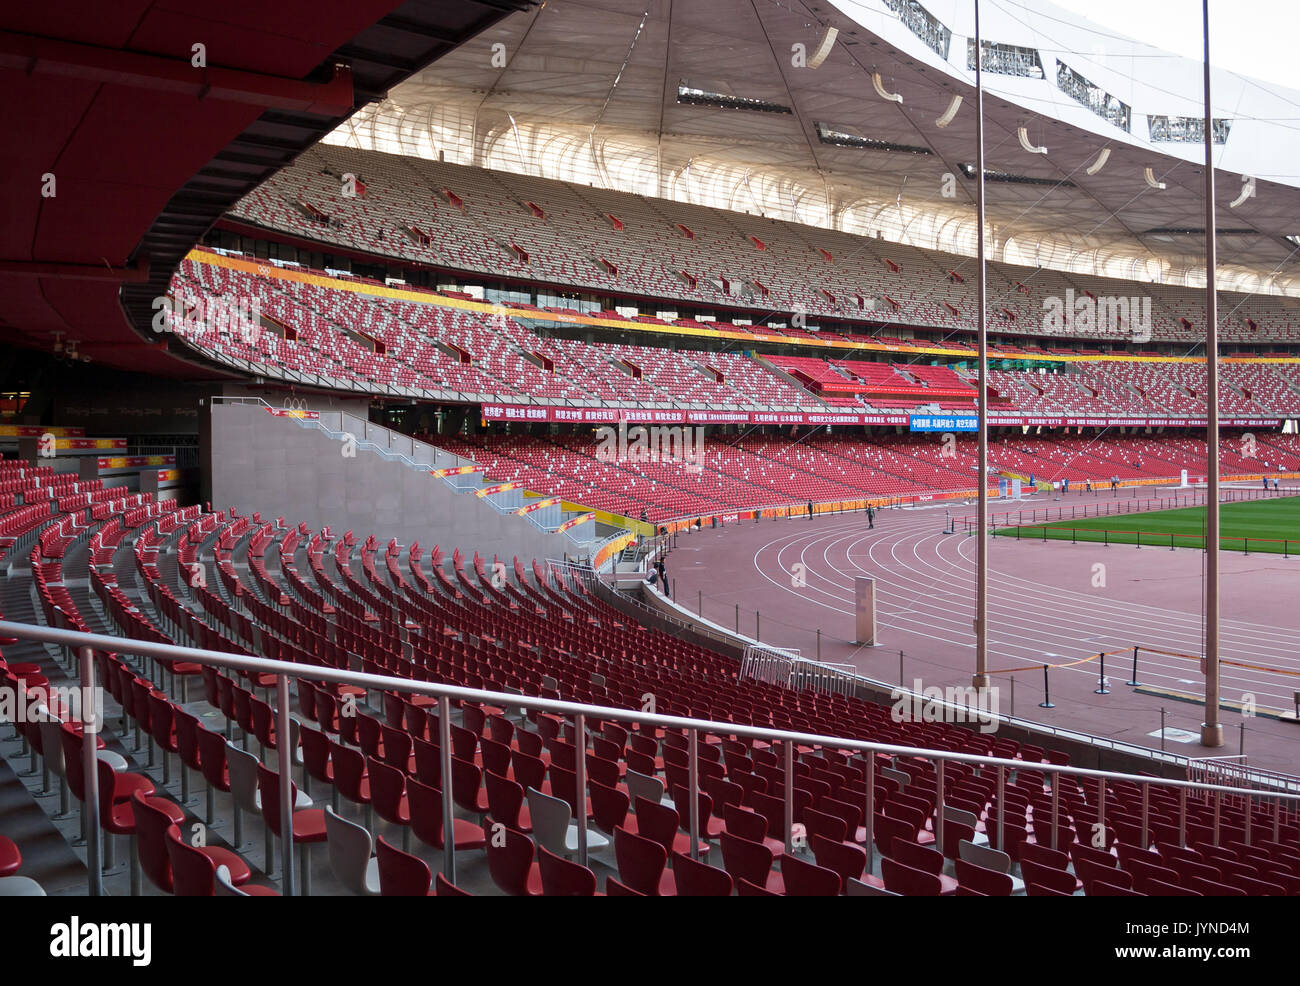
[867,505,875,529]
[807,500,813,519]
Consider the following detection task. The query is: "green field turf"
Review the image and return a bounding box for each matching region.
[992,494,1300,554]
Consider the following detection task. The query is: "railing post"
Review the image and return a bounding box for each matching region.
[1244,792,1252,847]
[276,673,295,896]
[687,728,700,861]
[574,711,588,867]
[438,696,455,882]
[80,646,102,896]
[996,764,1005,853]
[1050,778,1060,851]
[1212,789,1221,847]
[864,759,875,872]
[935,759,946,856]
[1179,788,1187,847]
[783,740,794,854]
[1140,783,1149,849]
[1097,780,1106,849]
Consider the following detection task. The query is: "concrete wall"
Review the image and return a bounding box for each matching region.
[207,401,567,566]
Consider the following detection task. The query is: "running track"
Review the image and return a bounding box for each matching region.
[666,491,1300,775]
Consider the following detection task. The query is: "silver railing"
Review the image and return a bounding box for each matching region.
[7,616,1300,898]
[739,644,858,698]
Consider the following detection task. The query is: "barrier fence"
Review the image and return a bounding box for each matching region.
[963,483,1297,532]
[739,644,858,698]
[992,525,1294,556]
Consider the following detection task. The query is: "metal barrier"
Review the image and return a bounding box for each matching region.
[7,615,1300,898]
[739,644,857,698]
[968,483,1298,532]
[1188,756,1300,803]
[738,643,804,686]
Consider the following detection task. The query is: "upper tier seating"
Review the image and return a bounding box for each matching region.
[170,254,1300,419]
[229,144,1300,344]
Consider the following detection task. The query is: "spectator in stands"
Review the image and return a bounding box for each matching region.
[640,508,648,523]
[867,505,875,529]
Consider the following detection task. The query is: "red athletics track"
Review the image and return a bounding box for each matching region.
[665,488,1300,775]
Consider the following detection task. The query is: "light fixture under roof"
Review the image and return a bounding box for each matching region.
[676,83,791,115]
[935,94,961,128]
[1017,125,1047,155]
[1085,148,1110,176]
[871,71,902,104]
[816,122,931,155]
[807,25,838,69]
[958,163,1074,188]
[1229,177,1256,209]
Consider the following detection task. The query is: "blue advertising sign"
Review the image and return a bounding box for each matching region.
[909,414,979,432]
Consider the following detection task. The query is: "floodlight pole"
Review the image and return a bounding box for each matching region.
[972,0,990,692]
[1200,0,1223,747]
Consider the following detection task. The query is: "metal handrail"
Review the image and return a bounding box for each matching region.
[5,616,1299,899]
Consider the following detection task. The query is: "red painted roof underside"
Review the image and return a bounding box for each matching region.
[0,1,400,376]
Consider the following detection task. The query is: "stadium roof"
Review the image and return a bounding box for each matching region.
[323,0,1300,295]
[0,0,528,371]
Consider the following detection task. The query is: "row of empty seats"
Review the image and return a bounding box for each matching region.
[170,255,1300,417]
[228,144,1300,344]
[5,490,1297,895]
[430,432,1300,521]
